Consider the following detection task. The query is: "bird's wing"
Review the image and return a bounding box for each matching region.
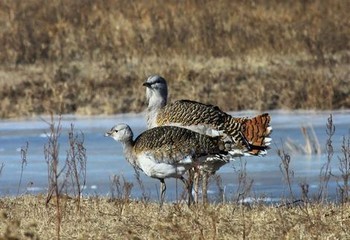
[133,126,227,164]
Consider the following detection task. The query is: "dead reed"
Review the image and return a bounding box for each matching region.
[336,135,350,204]
[0,163,3,178]
[65,123,87,211]
[278,146,295,201]
[285,125,321,155]
[42,114,88,239]
[16,141,29,196]
[43,114,64,239]
[317,114,335,203]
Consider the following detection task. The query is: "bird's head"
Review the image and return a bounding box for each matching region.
[142,75,168,106]
[105,123,133,142]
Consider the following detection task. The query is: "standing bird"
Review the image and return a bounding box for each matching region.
[143,75,272,203]
[105,123,234,206]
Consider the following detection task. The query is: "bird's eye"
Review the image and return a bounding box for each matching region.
[114,130,118,132]
[151,80,160,85]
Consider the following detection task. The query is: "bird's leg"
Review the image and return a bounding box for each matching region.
[202,171,209,204]
[193,169,200,204]
[160,179,166,207]
[180,176,193,206]
[188,170,194,205]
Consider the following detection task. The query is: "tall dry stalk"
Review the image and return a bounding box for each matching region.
[285,125,321,155]
[109,174,133,215]
[278,146,295,201]
[65,123,87,211]
[44,114,66,240]
[0,163,4,177]
[133,167,150,203]
[109,174,133,201]
[233,159,254,204]
[336,135,350,204]
[299,181,310,203]
[317,114,334,203]
[214,174,224,203]
[301,125,321,155]
[16,141,28,196]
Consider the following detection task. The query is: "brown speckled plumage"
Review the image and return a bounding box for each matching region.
[133,126,230,163]
[156,99,271,154]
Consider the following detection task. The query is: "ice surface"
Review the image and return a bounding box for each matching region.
[1,110,349,201]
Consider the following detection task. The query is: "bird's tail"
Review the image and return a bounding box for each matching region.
[240,113,272,156]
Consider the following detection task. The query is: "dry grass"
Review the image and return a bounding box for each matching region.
[0,196,349,239]
[0,0,349,118]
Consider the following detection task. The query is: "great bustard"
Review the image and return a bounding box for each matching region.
[143,75,272,203]
[105,123,235,205]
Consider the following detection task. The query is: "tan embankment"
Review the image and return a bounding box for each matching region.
[0,0,349,118]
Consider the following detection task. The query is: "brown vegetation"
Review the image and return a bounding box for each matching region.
[0,0,349,118]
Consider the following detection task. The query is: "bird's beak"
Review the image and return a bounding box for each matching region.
[105,131,112,137]
[142,82,151,88]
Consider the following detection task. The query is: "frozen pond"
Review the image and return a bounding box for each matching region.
[1,110,350,203]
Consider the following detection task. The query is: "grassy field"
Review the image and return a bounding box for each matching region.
[1,196,350,239]
[0,0,349,118]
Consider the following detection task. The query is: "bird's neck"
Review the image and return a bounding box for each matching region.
[121,140,138,168]
[148,92,167,109]
[146,94,167,128]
